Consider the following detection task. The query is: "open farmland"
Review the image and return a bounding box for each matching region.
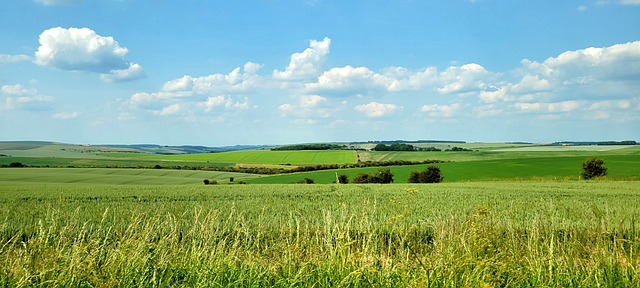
[0,168,259,185]
[1,182,639,286]
[101,149,358,165]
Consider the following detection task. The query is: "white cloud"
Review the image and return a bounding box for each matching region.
[1,84,54,110]
[34,0,81,6]
[437,63,490,94]
[300,95,326,108]
[479,86,511,103]
[156,103,181,116]
[354,102,397,118]
[199,95,250,112]
[162,75,194,92]
[515,100,581,113]
[52,111,80,119]
[100,63,145,82]
[522,41,640,83]
[273,37,330,80]
[34,27,144,82]
[200,96,227,112]
[0,54,31,63]
[278,103,293,114]
[420,103,461,118]
[306,65,396,93]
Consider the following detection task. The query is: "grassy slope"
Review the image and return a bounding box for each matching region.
[100,149,358,165]
[0,168,260,185]
[248,152,640,184]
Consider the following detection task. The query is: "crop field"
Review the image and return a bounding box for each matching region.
[249,153,640,184]
[1,182,639,286]
[0,168,259,185]
[101,150,358,165]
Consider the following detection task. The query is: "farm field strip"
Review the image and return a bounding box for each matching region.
[101,149,358,165]
[0,168,259,185]
[1,182,639,286]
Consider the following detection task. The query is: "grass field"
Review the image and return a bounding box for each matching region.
[100,150,358,165]
[0,168,260,185]
[247,153,640,184]
[1,182,639,286]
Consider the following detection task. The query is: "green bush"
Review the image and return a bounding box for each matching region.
[408,165,443,183]
[352,168,394,184]
[581,158,607,179]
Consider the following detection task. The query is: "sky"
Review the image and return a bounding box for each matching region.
[1,0,639,146]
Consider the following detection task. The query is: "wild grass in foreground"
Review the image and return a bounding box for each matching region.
[0,182,639,287]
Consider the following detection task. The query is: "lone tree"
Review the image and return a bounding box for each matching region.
[581,158,607,179]
[408,165,443,183]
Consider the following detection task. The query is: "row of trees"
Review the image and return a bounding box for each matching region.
[372,144,473,152]
[332,166,444,184]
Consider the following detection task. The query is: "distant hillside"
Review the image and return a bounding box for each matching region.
[0,141,270,157]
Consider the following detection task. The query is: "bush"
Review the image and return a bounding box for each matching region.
[337,174,349,184]
[581,158,607,179]
[352,168,394,184]
[9,162,25,168]
[229,177,234,182]
[408,166,443,183]
[203,179,218,185]
[293,178,315,184]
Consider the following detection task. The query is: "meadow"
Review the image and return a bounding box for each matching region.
[1,142,639,286]
[1,182,639,286]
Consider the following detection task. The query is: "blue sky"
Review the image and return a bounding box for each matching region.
[1,0,639,146]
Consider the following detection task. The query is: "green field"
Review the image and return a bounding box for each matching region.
[100,150,358,165]
[248,153,640,184]
[0,168,260,185]
[1,182,639,286]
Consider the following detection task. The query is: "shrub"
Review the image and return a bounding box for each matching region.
[203,179,210,185]
[153,164,163,169]
[293,178,315,184]
[9,162,25,168]
[581,158,607,179]
[337,174,349,184]
[408,165,443,183]
[352,168,394,184]
[229,177,234,182]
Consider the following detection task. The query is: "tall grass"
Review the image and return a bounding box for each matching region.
[1,182,639,286]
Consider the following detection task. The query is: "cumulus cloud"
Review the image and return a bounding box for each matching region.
[437,63,490,94]
[34,27,144,82]
[156,103,181,116]
[420,103,461,118]
[1,84,54,111]
[515,100,581,113]
[52,111,80,119]
[0,54,31,63]
[300,95,326,108]
[522,41,640,83]
[354,102,398,118]
[273,37,330,80]
[306,65,396,94]
[123,37,639,131]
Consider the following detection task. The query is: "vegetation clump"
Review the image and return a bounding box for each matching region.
[292,178,315,184]
[272,143,347,150]
[408,165,444,183]
[581,158,607,179]
[352,168,394,183]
